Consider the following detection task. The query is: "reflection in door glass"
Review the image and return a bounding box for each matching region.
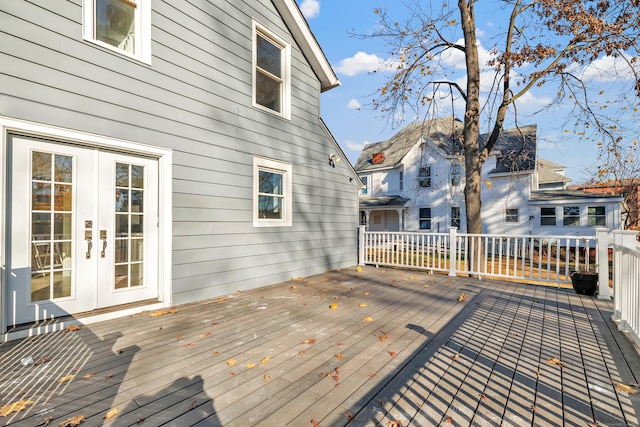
[31,151,73,301]
[114,163,144,290]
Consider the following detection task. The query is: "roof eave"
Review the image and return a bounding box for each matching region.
[273,0,341,92]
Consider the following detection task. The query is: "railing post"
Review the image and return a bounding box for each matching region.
[595,228,611,300]
[449,227,458,277]
[611,230,639,323]
[358,226,365,266]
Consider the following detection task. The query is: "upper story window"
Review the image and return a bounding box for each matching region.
[360,176,368,195]
[540,207,556,226]
[253,157,292,227]
[588,206,606,226]
[83,0,151,63]
[253,22,291,119]
[451,163,462,186]
[399,171,404,192]
[419,207,431,230]
[505,208,519,223]
[419,167,431,187]
[563,206,580,226]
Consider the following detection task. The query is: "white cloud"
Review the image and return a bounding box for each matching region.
[347,99,362,110]
[581,55,637,82]
[334,52,396,77]
[298,0,320,19]
[345,140,367,152]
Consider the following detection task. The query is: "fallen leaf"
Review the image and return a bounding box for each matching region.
[34,356,52,366]
[63,325,81,333]
[329,302,338,310]
[369,373,377,377]
[37,416,53,426]
[216,297,227,302]
[230,371,236,376]
[263,374,271,382]
[226,359,237,366]
[301,338,316,345]
[388,350,397,358]
[0,399,34,417]
[364,292,371,296]
[212,351,220,356]
[297,276,305,282]
[199,332,211,339]
[424,284,430,288]
[136,418,145,424]
[547,357,566,367]
[345,412,354,420]
[189,400,198,409]
[387,421,403,427]
[390,283,397,287]
[104,374,114,380]
[82,372,96,380]
[378,335,389,343]
[104,408,119,419]
[58,415,85,427]
[260,356,270,364]
[531,404,537,411]
[58,375,74,383]
[452,353,460,362]
[184,342,198,347]
[616,383,639,394]
[149,309,175,317]
[335,353,345,360]
[311,420,320,427]
[458,293,467,302]
[291,285,297,290]
[363,317,374,322]
[246,363,256,369]
[298,350,306,356]
[479,393,487,401]
[359,303,367,307]
[446,416,454,424]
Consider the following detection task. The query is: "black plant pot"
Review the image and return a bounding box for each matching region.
[570,272,598,296]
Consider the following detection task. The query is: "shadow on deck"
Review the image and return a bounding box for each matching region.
[0,266,638,426]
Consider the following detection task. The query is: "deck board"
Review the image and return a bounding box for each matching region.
[1,267,639,426]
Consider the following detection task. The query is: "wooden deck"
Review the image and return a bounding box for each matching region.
[1,267,639,426]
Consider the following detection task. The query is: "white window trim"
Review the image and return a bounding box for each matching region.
[82,0,152,64]
[505,208,519,223]
[253,157,292,227]
[252,20,291,120]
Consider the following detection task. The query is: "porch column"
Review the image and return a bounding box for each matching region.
[396,208,404,230]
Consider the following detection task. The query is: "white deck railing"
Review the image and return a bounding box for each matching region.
[611,231,640,348]
[359,227,640,348]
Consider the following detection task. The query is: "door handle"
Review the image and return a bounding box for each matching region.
[100,230,107,258]
[85,230,92,259]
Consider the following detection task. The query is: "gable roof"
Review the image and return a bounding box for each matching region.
[354,117,538,174]
[538,159,572,185]
[354,116,464,172]
[272,0,340,92]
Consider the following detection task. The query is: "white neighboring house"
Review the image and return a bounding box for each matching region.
[355,117,623,235]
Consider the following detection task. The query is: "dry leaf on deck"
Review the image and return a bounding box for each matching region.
[36,416,53,426]
[104,408,119,419]
[212,351,220,356]
[301,338,316,345]
[199,332,211,339]
[547,357,566,367]
[82,372,95,380]
[260,356,270,364]
[311,419,320,427]
[616,383,639,394]
[378,334,389,343]
[458,293,467,302]
[291,285,297,290]
[246,363,256,369]
[58,415,85,427]
[226,359,237,366]
[452,353,460,362]
[446,416,455,424]
[298,350,306,356]
[387,421,403,427]
[0,399,34,417]
[58,375,75,383]
[363,317,374,322]
[263,374,271,382]
[335,353,345,360]
[388,350,397,358]
[329,302,338,310]
[359,303,367,307]
[363,292,371,296]
[63,325,81,333]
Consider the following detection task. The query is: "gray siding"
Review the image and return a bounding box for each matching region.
[0,0,359,304]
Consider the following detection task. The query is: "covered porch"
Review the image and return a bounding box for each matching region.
[360,196,409,232]
[0,267,638,426]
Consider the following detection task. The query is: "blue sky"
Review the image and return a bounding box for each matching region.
[296,0,639,184]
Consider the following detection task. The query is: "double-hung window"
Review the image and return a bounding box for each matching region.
[588,206,606,226]
[563,206,580,226]
[254,157,292,227]
[540,207,556,226]
[419,167,431,187]
[83,0,151,63]
[505,208,519,223]
[419,207,431,230]
[451,206,460,228]
[253,22,291,119]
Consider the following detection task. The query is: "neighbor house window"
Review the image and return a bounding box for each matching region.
[253,21,291,118]
[588,206,606,226]
[451,163,462,186]
[399,171,404,192]
[451,206,460,228]
[563,206,580,226]
[419,167,431,187]
[83,0,151,63]
[419,207,431,230]
[505,208,519,223]
[360,176,368,195]
[540,207,556,226]
[253,157,292,227]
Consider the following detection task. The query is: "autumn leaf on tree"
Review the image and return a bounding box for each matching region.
[104,408,119,419]
[58,375,75,383]
[0,399,34,417]
[616,383,639,394]
[58,415,85,427]
[547,357,566,367]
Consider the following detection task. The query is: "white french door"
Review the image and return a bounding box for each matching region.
[7,136,159,326]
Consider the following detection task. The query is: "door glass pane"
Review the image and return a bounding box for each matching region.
[113,162,145,290]
[31,151,73,302]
